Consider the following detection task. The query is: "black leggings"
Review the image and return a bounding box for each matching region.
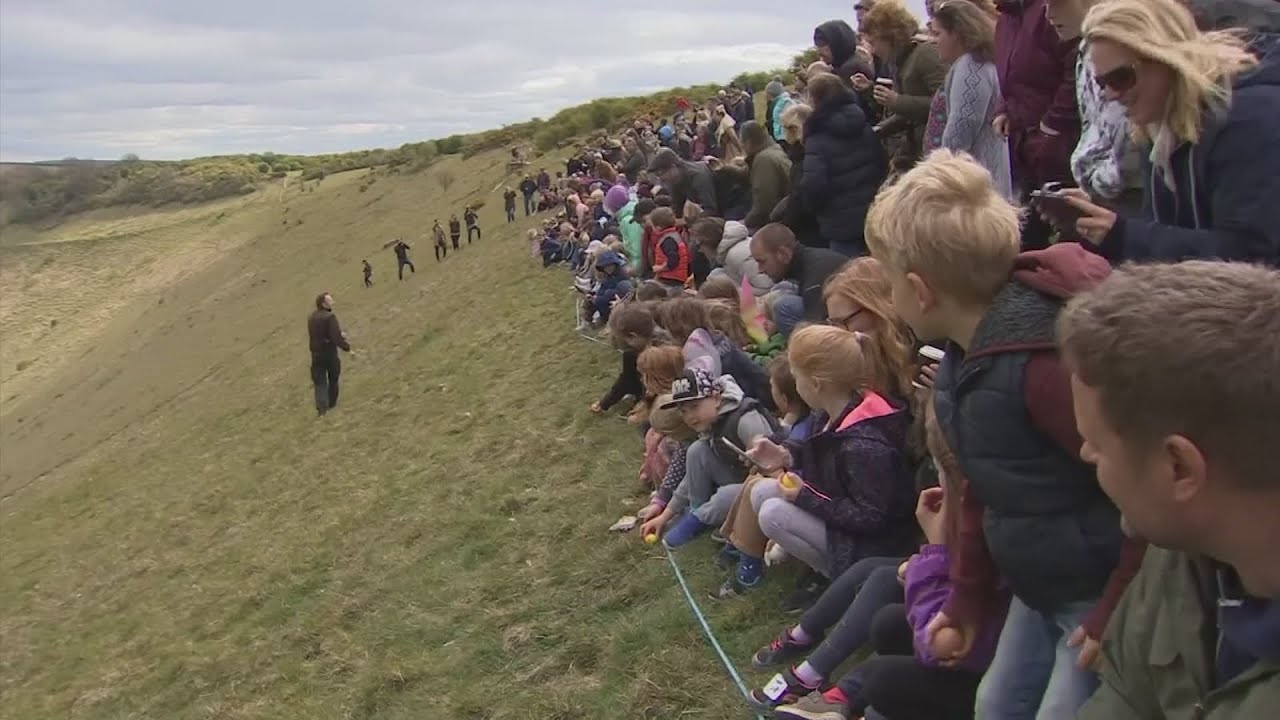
[397,259,414,279]
[797,557,905,677]
[451,234,460,250]
[435,243,447,261]
[468,225,481,242]
[838,604,983,720]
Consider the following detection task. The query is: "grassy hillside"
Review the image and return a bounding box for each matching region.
[0,147,811,719]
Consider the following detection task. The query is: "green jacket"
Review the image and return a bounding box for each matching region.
[879,38,947,169]
[1079,547,1279,720]
[615,199,643,273]
[744,142,792,233]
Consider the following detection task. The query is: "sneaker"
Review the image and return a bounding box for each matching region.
[751,629,814,670]
[772,691,850,720]
[661,513,709,548]
[714,544,741,572]
[747,667,820,710]
[709,529,729,545]
[709,555,764,600]
[781,572,830,614]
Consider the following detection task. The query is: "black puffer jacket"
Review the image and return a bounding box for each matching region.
[773,141,825,248]
[800,88,888,256]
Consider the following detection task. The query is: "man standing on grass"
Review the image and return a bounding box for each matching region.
[392,238,415,280]
[362,259,373,287]
[504,187,518,223]
[465,206,481,243]
[433,221,448,262]
[449,215,462,250]
[520,174,538,216]
[307,292,351,417]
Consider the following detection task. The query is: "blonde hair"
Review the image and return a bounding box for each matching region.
[780,103,813,144]
[707,299,751,348]
[1082,0,1257,145]
[788,325,892,396]
[823,257,918,400]
[865,149,1021,305]
[862,0,922,50]
[1059,261,1280,489]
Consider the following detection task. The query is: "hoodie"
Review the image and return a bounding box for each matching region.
[715,221,775,296]
[932,243,1146,636]
[613,199,644,271]
[667,376,774,514]
[786,392,920,577]
[814,20,875,111]
[905,545,1005,673]
[1100,35,1280,266]
[594,251,630,297]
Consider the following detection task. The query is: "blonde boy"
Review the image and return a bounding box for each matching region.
[865,150,1144,719]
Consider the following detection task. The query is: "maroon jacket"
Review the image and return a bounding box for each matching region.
[994,0,1080,188]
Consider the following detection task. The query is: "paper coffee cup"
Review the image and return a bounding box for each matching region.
[918,345,946,362]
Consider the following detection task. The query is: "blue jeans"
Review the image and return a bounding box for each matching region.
[975,597,1100,720]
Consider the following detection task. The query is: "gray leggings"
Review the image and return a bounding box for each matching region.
[798,558,906,678]
[751,478,831,576]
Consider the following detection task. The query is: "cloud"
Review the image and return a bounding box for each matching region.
[0,0,927,161]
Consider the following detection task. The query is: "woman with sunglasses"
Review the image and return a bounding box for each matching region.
[1062,0,1280,266]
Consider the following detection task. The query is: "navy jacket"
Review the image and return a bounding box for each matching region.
[800,89,888,255]
[1101,34,1280,266]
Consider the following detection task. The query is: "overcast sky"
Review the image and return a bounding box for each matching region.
[0,0,927,162]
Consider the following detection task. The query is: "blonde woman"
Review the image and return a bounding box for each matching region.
[1063,0,1280,264]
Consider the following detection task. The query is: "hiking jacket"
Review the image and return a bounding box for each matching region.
[743,141,792,233]
[449,219,461,235]
[520,179,537,197]
[1099,34,1280,266]
[786,392,918,577]
[879,39,948,169]
[715,221,774,296]
[594,251,630,297]
[668,376,775,514]
[933,244,1144,634]
[503,191,517,211]
[614,199,644,272]
[774,141,824,248]
[994,0,1081,187]
[783,243,849,322]
[800,89,887,255]
[307,309,350,354]
[1079,548,1280,720]
[768,92,796,143]
[905,544,1005,673]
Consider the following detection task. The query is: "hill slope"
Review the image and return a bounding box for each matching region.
[0,150,805,719]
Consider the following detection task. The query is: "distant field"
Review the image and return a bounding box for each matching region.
[0,149,809,719]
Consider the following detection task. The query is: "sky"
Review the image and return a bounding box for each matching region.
[0,0,927,162]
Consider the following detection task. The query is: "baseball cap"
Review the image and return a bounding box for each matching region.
[660,367,718,409]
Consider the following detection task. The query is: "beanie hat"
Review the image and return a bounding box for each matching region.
[604,185,630,214]
[766,80,785,98]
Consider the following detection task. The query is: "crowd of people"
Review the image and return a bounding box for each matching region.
[514,0,1279,718]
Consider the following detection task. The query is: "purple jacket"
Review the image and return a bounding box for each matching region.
[994,0,1080,187]
[905,544,1006,673]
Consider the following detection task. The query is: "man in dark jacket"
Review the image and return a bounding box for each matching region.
[448,215,461,250]
[536,168,551,191]
[464,207,480,243]
[813,19,876,112]
[519,175,538,216]
[1059,261,1280,720]
[739,121,793,233]
[392,239,414,280]
[749,223,848,321]
[307,292,351,416]
[648,148,721,218]
[503,188,517,223]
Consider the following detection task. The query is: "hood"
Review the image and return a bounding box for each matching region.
[1238,31,1280,89]
[1010,243,1111,301]
[1189,0,1280,34]
[614,198,637,224]
[595,250,623,269]
[807,94,869,139]
[714,374,748,417]
[716,221,750,265]
[814,20,859,67]
[970,244,1110,357]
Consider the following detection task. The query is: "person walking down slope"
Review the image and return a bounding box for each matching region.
[362,259,373,287]
[433,221,448,262]
[449,215,462,250]
[307,292,352,417]
[519,175,538,216]
[465,206,481,243]
[392,239,415,280]
[503,188,517,223]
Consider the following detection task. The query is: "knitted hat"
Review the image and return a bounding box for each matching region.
[766,80,785,98]
[604,185,630,214]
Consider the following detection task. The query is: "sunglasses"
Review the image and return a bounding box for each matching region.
[1095,63,1138,93]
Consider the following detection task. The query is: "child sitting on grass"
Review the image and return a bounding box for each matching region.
[749,290,797,366]
[698,274,740,303]
[706,299,753,350]
[635,346,695,497]
[714,325,918,600]
[661,297,773,410]
[590,303,669,416]
[639,330,778,547]
[768,405,1007,720]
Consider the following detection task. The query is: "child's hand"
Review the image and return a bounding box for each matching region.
[747,437,791,472]
[916,486,947,545]
[589,402,603,414]
[639,510,672,539]
[897,559,909,584]
[779,476,803,502]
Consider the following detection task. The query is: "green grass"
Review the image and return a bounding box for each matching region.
[0,149,807,719]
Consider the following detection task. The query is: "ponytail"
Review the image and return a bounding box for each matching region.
[852,331,894,396]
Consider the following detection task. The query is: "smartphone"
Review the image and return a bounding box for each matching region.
[1030,182,1085,229]
[720,437,769,472]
